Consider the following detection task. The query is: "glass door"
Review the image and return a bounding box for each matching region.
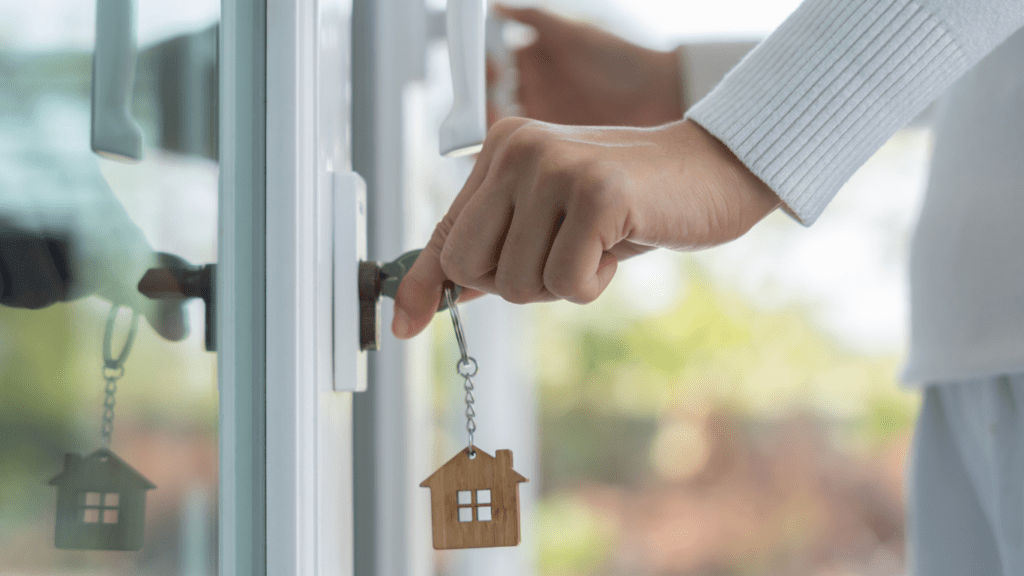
[1,0,358,574]
[0,0,220,574]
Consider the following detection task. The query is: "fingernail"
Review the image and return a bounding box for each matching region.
[393,307,413,339]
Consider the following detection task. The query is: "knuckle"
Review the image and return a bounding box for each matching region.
[438,247,469,287]
[542,267,580,301]
[573,292,599,305]
[435,215,471,285]
[494,272,540,305]
[567,169,621,220]
[488,116,529,140]
[496,123,548,171]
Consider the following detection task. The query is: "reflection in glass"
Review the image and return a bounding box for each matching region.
[0,0,219,573]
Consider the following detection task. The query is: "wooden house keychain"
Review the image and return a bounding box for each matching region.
[48,305,155,551]
[420,284,528,549]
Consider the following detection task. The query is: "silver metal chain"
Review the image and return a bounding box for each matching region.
[444,284,478,456]
[100,306,139,447]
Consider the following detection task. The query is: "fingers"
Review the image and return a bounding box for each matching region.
[392,230,492,339]
[494,196,562,304]
[544,204,619,304]
[439,175,513,293]
[396,119,630,337]
[146,299,189,342]
[392,230,450,339]
[494,5,560,35]
[135,255,193,342]
[393,120,524,338]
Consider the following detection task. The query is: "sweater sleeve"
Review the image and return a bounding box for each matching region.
[685,0,1024,225]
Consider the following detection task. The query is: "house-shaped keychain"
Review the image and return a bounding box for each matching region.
[49,448,155,550]
[420,448,528,549]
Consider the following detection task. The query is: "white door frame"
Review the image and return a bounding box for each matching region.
[220,0,356,574]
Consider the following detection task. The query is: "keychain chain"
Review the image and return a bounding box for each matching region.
[100,306,139,447]
[444,284,478,456]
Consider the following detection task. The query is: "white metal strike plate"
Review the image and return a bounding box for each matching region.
[333,170,368,392]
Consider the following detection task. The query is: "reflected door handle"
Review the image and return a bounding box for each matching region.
[92,0,144,162]
[439,0,486,157]
[138,258,216,351]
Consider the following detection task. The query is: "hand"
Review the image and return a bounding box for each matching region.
[494,5,684,127]
[0,168,187,342]
[392,119,781,338]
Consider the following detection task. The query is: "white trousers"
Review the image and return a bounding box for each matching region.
[909,374,1024,576]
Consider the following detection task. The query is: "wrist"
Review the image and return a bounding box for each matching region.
[670,119,782,241]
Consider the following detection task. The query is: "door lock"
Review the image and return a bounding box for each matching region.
[358,249,462,351]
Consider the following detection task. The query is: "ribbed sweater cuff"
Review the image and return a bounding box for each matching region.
[686,0,967,225]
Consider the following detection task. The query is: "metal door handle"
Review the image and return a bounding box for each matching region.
[439,0,487,157]
[91,0,144,161]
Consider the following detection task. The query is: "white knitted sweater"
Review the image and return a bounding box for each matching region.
[685,0,1024,384]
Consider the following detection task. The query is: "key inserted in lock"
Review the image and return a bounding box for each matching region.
[359,249,463,351]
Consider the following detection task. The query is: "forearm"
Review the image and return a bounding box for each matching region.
[685,0,1024,225]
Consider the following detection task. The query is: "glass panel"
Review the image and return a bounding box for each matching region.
[475,489,490,504]
[0,0,219,572]
[457,490,471,505]
[476,506,491,522]
[457,508,473,523]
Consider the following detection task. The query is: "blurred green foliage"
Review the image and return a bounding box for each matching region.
[530,259,918,575]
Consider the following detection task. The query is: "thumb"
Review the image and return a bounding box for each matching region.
[392,238,447,339]
[392,245,486,339]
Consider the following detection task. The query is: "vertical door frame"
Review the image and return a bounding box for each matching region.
[221,0,356,574]
[265,0,356,574]
[218,0,267,574]
[353,1,434,575]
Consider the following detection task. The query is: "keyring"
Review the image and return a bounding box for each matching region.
[103,305,139,370]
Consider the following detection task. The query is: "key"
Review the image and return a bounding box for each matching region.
[378,249,462,312]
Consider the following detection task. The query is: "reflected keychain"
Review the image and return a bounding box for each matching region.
[49,306,155,551]
[420,284,528,549]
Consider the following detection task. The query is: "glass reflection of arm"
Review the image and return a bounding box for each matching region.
[0,71,186,341]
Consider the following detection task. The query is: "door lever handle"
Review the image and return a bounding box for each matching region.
[439,0,486,157]
[91,0,144,161]
[137,256,216,351]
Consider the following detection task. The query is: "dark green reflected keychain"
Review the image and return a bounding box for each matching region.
[49,305,155,551]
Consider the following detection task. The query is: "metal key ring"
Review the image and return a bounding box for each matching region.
[444,284,470,362]
[103,305,140,370]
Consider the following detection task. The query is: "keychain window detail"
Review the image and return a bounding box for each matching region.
[455,489,493,523]
[80,491,120,524]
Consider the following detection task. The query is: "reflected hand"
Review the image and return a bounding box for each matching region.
[392,119,781,338]
[495,5,684,127]
[0,183,187,342]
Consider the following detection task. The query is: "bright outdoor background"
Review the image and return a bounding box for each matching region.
[429,1,930,576]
